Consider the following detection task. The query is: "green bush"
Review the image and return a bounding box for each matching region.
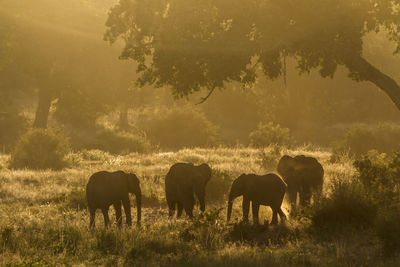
[67,127,151,154]
[376,208,400,257]
[331,123,400,161]
[137,105,219,150]
[354,152,400,207]
[249,122,292,147]
[9,129,70,170]
[0,112,28,152]
[310,178,377,232]
[54,89,106,129]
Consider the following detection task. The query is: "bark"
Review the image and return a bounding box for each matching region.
[33,89,53,128]
[346,55,400,111]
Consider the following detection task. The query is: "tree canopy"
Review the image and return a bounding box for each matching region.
[105,0,400,108]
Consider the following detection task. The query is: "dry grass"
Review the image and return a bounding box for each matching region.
[0,146,394,266]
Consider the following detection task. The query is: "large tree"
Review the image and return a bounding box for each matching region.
[104,0,400,108]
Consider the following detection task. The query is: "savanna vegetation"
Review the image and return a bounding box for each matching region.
[1,0,400,266]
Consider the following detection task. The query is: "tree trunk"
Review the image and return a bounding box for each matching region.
[33,89,53,128]
[118,102,129,130]
[346,55,400,111]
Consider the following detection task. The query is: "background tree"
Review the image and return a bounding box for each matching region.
[105,0,400,110]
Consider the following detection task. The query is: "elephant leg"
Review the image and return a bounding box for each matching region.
[122,197,132,227]
[196,191,206,212]
[271,207,279,225]
[299,187,311,207]
[177,202,183,218]
[168,201,176,218]
[101,206,110,228]
[113,201,122,228]
[287,186,298,213]
[278,208,287,222]
[183,201,194,219]
[89,208,96,229]
[182,190,195,218]
[242,197,250,223]
[252,202,260,225]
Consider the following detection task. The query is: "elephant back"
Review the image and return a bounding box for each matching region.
[293,156,324,188]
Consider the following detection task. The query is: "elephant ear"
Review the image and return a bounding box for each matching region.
[277,155,295,177]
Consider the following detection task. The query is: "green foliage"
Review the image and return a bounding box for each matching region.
[376,208,400,257]
[9,129,70,170]
[310,178,377,231]
[331,123,400,161]
[105,0,400,105]
[54,89,106,129]
[67,127,150,154]
[354,152,400,207]
[138,106,219,150]
[0,112,28,152]
[249,122,292,147]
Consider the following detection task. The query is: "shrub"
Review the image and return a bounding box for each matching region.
[54,89,106,129]
[354,152,400,207]
[137,105,219,150]
[67,127,150,154]
[249,122,292,147]
[331,123,400,161]
[376,208,400,257]
[0,112,28,152]
[9,129,70,170]
[310,178,377,232]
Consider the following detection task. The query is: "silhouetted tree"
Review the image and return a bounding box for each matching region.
[105,0,400,109]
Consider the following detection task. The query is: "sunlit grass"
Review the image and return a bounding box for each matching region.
[0,146,392,265]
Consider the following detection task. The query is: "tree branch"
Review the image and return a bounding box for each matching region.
[196,87,216,105]
[346,55,400,111]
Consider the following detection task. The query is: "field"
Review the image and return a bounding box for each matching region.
[0,146,397,266]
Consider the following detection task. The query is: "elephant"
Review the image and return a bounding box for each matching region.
[165,163,212,218]
[227,173,287,225]
[86,170,141,228]
[277,155,324,211]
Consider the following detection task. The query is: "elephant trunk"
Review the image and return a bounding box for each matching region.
[136,188,142,225]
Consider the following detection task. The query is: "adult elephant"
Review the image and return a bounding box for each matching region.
[277,155,324,211]
[165,163,212,218]
[86,170,141,228]
[227,173,287,225]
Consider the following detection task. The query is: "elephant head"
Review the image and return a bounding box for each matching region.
[193,163,212,211]
[127,173,142,224]
[277,155,295,178]
[227,174,247,222]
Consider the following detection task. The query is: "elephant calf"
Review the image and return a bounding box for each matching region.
[227,173,287,225]
[277,155,324,211]
[86,170,141,228]
[165,163,212,218]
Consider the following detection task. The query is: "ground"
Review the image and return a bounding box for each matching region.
[0,146,398,266]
